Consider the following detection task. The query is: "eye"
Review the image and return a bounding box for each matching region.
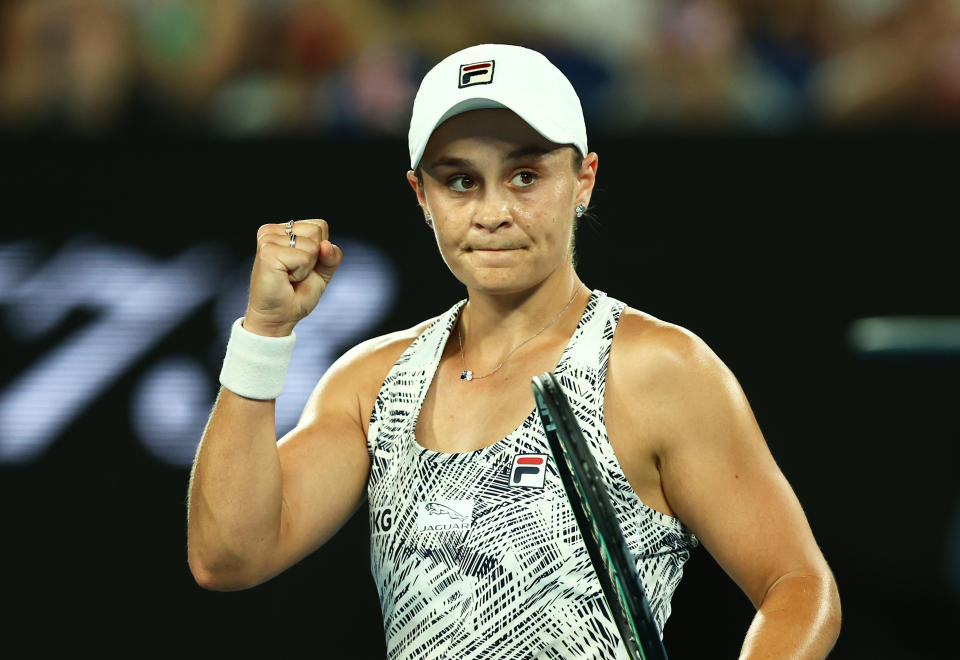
[448,175,476,192]
[511,171,537,187]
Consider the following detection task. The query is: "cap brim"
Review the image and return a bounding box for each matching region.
[410,94,579,170]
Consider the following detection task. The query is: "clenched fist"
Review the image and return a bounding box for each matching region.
[243,219,343,337]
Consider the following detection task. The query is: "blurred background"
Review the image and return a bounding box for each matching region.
[1,0,957,657]
[3,0,960,135]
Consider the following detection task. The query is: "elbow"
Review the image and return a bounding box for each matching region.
[824,571,843,641]
[187,546,258,592]
[188,557,229,592]
[802,565,842,651]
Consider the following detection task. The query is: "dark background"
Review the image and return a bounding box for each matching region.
[2,131,957,658]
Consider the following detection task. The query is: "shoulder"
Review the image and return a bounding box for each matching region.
[305,315,437,430]
[610,306,731,387]
[607,306,745,447]
[326,316,437,392]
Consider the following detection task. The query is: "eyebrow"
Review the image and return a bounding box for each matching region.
[506,145,553,160]
[425,145,554,170]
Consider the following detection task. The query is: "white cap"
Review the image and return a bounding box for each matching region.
[408,44,588,170]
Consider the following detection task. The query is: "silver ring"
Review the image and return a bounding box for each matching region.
[289,233,297,248]
[284,221,294,235]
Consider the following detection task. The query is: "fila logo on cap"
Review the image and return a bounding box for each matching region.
[511,453,548,488]
[459,60,495,88]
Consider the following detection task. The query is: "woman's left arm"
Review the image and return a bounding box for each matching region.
[636,326,842,658]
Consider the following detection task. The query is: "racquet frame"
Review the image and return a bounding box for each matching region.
[532,372,669,660]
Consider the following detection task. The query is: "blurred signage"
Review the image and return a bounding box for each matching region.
[0,236,396,466]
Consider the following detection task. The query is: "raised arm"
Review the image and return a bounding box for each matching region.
[615,316,841,658]
[187,342,376,590]
[186,219,371,590]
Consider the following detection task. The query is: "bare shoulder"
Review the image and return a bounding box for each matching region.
[610,306,731,388]
[332,317,435,382]
[299,316,437,431]
[607,306,747,457]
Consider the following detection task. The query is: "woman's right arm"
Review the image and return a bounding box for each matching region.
[186,218,371,590]
[186,341,376,591]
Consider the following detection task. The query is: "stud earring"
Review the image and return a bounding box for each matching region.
[575,204,586,218]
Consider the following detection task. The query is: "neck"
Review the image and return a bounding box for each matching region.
[458,271,587,365]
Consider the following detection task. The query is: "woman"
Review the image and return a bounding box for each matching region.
[187,44,841,659]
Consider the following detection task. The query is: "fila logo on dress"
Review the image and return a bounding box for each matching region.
[459,60,494,87]
[511,453,548,488]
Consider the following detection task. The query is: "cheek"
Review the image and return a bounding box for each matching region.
[543,177,576,217]
[527,182,575,239]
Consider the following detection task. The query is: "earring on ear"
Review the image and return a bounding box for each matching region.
[575,204,586,218]
[425,212,434,228]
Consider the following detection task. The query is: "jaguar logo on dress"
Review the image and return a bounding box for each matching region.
[511,453,548,488]
[417,499,473,532]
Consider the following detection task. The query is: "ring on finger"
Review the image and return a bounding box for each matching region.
[284,221,294,235]
[289,233,297,248]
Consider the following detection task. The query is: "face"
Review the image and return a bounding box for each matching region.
[407,109,597,295]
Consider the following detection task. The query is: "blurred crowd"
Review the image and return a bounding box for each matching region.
[1,0,959,137]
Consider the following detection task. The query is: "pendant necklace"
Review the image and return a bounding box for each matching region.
[457,283,584,381]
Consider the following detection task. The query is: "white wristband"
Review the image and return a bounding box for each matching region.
[219,317,296,400]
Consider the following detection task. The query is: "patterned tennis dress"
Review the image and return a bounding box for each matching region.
[366,290,698,659]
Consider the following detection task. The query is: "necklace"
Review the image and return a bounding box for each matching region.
[457,283,585,381]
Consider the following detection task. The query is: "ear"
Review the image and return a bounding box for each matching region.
[406,170,428,212]
[576,152,599,209]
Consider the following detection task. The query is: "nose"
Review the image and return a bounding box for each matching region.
[473,189,512,232]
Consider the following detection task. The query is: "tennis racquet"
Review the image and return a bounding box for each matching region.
[532,372,668,660]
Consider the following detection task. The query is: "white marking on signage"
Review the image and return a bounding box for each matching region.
[0,236,398,466]
[0,240,227,463]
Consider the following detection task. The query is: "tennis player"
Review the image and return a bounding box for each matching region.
[188,44,841,659]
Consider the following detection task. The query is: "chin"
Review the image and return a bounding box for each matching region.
[446,250,558,293]
[462,269,544,295]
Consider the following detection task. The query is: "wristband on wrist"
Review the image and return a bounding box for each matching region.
[219,317,296,400]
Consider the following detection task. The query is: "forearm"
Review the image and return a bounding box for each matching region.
[739,572,842,660]
[187,386,284,589]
